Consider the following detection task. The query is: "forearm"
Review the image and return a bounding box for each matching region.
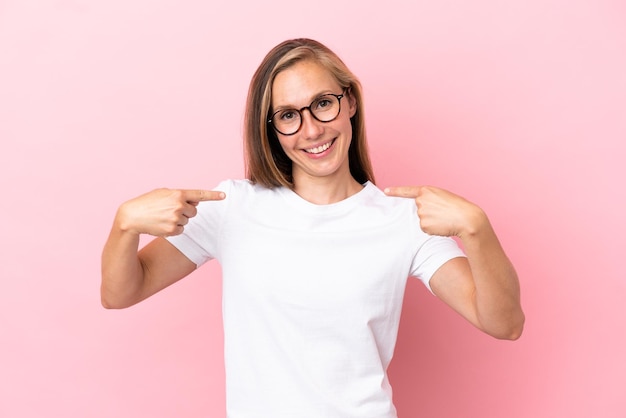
[460,214,525,339]
[100,188,220,309]
[100,220,146,309]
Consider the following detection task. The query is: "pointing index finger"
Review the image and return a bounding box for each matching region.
[184,189,226,202]
[384,186,421,199]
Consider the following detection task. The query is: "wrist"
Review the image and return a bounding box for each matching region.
[458,205,490,240]
[115,204,141,236]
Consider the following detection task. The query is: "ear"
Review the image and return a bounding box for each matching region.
[347,89,357,118]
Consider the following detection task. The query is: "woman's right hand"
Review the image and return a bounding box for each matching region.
[115,188,225,237]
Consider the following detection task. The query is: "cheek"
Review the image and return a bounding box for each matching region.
[339,118,354,142]
[276,136,295,154]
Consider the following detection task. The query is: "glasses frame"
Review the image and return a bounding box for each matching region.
[268,89,347,136]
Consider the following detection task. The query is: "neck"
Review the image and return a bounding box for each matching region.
[292,172,363,205]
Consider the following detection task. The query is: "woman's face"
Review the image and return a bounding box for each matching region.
[270,60,356,187]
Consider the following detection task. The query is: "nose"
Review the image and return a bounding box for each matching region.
[299,109,324,140]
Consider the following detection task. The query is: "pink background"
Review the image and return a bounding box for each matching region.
[1,0,625,417]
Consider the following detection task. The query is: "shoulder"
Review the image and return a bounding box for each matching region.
[324,182,420,233]
[214,179,280,202]
[213,179,251,193]
[208,179,270,201]
[361,182,418,215]
[215,179,274,193]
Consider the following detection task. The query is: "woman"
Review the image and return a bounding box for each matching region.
[101,38,524,417]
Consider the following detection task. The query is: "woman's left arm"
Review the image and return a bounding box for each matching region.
[385,186,525,340]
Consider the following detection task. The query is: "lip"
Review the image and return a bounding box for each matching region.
[302,139,335,155]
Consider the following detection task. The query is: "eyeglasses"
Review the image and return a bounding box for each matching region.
[268,90,346,136]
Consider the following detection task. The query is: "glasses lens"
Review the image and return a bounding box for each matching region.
[272,109,301,135]
[311,94,340,122]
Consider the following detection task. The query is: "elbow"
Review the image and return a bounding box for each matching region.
[101,296,119,310]
[100,273,143,309]
[508,309,526,340]
[477,305,525,340]
[492,312,525,341]
[101,295,125,310]
[100,288,135,310]
[101,297,134,310]
[498,324,524,341]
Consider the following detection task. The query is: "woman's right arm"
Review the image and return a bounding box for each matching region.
[100,188,225,309]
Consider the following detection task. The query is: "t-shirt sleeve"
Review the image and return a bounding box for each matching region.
[410,235,466,294]
[166,180,232,268]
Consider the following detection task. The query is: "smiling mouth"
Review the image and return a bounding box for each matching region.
[304,139,334,154]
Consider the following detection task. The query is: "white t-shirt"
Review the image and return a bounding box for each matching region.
[167,180,465,418]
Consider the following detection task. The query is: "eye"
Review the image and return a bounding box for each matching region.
[278,110,298,121]
[315,98,332,109]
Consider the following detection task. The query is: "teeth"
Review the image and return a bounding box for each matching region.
[305,141,332,154]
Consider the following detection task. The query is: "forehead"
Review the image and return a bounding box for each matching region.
[271,60,340,108]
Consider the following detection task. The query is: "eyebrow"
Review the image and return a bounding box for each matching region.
[272,90,337,111]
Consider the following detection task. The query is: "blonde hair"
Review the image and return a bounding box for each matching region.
[244,38,375,188]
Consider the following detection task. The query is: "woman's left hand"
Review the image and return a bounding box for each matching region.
[384,185,486,238]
